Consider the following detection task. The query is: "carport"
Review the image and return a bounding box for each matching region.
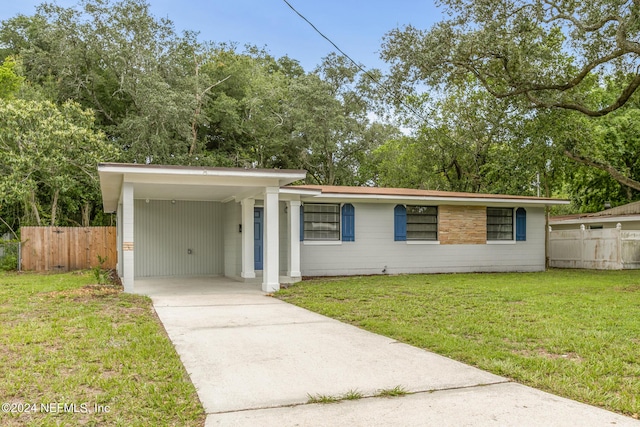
[98,163,307,293]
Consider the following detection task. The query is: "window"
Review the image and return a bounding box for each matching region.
[487,207,514,241]
[394,205,438,241]
[303,203,340,241]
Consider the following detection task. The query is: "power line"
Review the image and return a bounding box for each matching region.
[281,0,381,86]
[280,0,459,145]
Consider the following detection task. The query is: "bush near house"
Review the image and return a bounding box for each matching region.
[276,270,640,418]
[0,271,204,426]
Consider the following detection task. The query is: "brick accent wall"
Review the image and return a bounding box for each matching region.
[439,205,486,244]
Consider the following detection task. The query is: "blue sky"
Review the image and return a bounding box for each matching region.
[0,0,443,71]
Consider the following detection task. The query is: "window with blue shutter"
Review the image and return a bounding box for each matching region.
[341,203,355,241]
[516,207,526,241]
[394,205,407,241]
[300,205,304,241]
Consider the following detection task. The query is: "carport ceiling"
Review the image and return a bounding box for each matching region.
[132,182,257,202]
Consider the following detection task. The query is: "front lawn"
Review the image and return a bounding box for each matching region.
[0,271,204,426]
[276,269,640,418]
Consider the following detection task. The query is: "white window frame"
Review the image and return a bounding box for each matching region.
[302,203,341,242]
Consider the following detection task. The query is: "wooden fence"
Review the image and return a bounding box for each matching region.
[549,227,640,270]
[21,227,117,272]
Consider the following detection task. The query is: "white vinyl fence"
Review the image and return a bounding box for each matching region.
[549,226,640,270]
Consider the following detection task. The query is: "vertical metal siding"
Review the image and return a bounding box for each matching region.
[134,200,224,277]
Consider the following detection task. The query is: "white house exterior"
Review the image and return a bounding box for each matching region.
[98,163,568,293]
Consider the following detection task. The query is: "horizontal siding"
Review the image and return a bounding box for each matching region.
[134,200,224,277]
[300,203,546,276]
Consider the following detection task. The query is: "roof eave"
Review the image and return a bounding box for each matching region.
[303,192,569,206]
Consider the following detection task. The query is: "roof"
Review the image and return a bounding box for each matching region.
[98,163,307,212]
[97,163,569,213]
[290,185,569,205]
[550,200,640,225]
[98,162,306,177]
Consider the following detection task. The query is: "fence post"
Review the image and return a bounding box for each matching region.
[580,224,585,269]
[616,223,622,269]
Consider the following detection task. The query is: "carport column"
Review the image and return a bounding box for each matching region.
[263,187,279,292]
[240,198,255,279]
[122,182,135,293]
[116,203,123,277]
[287,201,301,278]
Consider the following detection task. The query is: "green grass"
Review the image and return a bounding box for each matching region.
[375,385,408,398]
[0,271,205,426]
[276,270,640,418]
[307,389,364,404]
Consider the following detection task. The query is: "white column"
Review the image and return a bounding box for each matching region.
[240,198,256,279]
[288,200,301,278]
[116,203,123,277]
[263,187,280,292]
[122,182,134,293]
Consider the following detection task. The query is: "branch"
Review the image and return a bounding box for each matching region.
[201,75,232,97]
[527,73,640,116]
[564,149,640,191]
[543,12,621,33]
[0,215,19,240]
[461,48,630,100]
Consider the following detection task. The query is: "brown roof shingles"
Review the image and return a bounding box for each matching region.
[290,185,562,201]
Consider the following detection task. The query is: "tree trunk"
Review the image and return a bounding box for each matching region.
[29,190,41,226]
[50,189,59,226]
[82,202,91,227]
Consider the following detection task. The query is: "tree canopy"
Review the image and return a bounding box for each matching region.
[381,0,640,197]
[1,0,639,235]
[382,0,640,117]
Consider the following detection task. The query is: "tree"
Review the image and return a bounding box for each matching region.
[382,0,640,117]
[0,99,118,227]
[0,56,23,98]
[369,84,569,195]
[381,0,640,194]
[289,54,399,185]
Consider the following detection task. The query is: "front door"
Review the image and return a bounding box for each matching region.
[254,207,263,270]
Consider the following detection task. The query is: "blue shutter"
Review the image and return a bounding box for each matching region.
[394,205,407,241]
[516,207,526,241]
[341,203,355,241]
[300,205,304,241]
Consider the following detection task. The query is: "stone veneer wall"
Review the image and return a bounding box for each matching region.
[438,205,486,244]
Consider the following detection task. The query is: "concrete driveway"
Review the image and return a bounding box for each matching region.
[138,277,639,426]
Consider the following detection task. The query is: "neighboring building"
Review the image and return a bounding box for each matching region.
[98,163,569,293]
[549,201,640,231]
[548,201,640,270]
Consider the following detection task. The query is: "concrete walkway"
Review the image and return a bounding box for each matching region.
[137,277,640,426]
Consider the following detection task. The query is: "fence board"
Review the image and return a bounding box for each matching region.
[21,227,117,272]
[549,228,640,270]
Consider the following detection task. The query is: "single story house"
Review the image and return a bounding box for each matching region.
[98,163,569,293]
[549,200,640,231]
